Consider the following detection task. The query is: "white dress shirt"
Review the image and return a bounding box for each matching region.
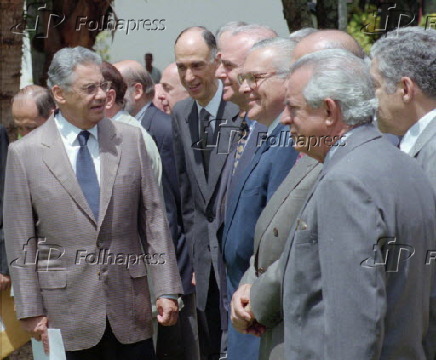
[54,111,100,184]
[400,109,436,154]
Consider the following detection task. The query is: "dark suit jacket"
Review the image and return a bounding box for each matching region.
[251,124,436,359]
[0,125,9,275]
[138,103,194,294]
[222,123,298,296]
[172,97,240,310]
[4,117,182,351]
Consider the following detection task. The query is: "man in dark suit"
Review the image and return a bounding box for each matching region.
[115,59,198,360]
[250,49,436,359]
[370,26,436,359]
[221,37,298,359]
[172,27,241,360]
[4,46,182,360]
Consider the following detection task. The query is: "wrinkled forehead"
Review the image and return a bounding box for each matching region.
[69,63,104,85]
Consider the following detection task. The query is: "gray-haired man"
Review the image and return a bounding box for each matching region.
[4,46,182,360]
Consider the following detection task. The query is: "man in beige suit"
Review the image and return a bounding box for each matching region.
[4,47,182,360]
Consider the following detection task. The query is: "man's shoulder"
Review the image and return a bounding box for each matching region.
[172,97,195,117]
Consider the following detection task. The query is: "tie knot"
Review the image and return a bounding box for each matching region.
[200,108,210,123]
[78,130,90,146]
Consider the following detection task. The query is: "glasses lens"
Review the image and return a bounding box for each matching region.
[101,81,111,92]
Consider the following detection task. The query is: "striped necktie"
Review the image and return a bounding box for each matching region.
[233,119,250,175]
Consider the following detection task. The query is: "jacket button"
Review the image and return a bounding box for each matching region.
[258,267,266,275]
[273,228,279,237]
[207,215,214,222]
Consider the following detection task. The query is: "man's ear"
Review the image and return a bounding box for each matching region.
[133,83,143,101]
[106,89,116,109]
[52,85,66,104]
[324,98,339,126]
[400,77,415,103]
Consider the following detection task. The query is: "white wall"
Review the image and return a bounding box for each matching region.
[107,0,290,69]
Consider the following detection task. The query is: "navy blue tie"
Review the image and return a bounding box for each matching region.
[76,130,100,221]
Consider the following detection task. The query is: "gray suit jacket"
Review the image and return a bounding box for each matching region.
[251,124,436,359]
[4,117,183,351]
[239,155,321,360]
[172,97,240,310]
[408,115,436,360]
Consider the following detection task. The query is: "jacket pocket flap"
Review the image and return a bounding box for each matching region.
[38,271,67,289]
[128,262,147,278]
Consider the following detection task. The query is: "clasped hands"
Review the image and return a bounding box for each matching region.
[230,283,266,337]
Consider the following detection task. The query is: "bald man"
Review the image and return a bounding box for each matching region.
[115,59,198,360]
[154,63,189,114]
[11,85,55,138]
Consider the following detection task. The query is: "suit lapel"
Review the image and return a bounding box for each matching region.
[42,117,96,224]
[185,101,208,200]
[254,156,320,253]
[206,100,240,201]
[98,118,122,228]
[409,116,436,158]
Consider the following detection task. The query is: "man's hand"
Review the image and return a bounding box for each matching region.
[192,272,196,286]
[231,283,255,332]
[156,297,179,326]
[20,316,49,353]
[0,273,11,291]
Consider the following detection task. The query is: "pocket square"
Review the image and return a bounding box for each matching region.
[296,218,308,231]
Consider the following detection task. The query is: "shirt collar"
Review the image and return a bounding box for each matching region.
[197,80,222,119]
[267,114,281,136]
[54,110,98,146]
[112,110,129,122]
[135,101,152,121]
[400,108,436,154]
[324,128,355,165]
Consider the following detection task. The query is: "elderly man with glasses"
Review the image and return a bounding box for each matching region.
[4,46,182,360]
[220,37,298,360]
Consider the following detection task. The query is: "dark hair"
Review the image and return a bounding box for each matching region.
[175,26,217,60]
[101,61,127,105]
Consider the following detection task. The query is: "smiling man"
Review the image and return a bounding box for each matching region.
[172,27,241,360]
[248,49,436,360]
[221,37,298,360]
[4,46,182,360]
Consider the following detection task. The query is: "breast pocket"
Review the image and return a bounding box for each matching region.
[293,229,321,295]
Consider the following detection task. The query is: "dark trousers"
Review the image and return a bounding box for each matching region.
[198,268,223,360]
[66,321,156,360]
[156,293,200,360]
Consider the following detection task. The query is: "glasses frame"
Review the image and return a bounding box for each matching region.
[76,81,112,95]
[237,71,288,89]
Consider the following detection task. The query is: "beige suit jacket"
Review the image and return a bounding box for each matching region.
[4,116,182,351]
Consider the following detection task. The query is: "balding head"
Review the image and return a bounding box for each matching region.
[174,28,219,106]
[113,60,154,116]
[156,63,189,114]
[216,24,277,108]
[292,30,365,61]
[12,85,55,137]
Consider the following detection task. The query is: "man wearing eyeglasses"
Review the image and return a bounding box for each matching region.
[4,46,182,360]
[220,37,298,360]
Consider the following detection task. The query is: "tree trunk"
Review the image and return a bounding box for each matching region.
[0,0,24,131]
[281,0,313,32]
[317,0,339,28]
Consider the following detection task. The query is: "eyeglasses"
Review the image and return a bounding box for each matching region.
[237,71,288,89]
[78,81,112,95]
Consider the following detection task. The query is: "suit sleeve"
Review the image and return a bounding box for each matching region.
[137,129,183,298]
[4,143,45,318]
[250,256,284,328]
[239,254,256,285]
[315,174,386,359]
